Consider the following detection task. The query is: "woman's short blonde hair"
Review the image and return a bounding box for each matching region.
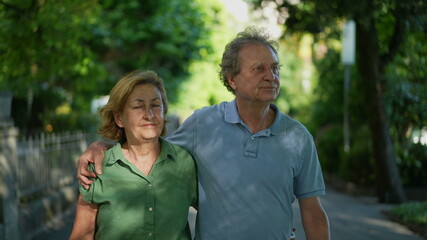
[98,70,168,142]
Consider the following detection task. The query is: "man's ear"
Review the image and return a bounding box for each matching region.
[113,112,124,128]
[227,74,237,91]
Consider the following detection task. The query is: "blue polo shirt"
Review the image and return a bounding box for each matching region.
[167,100,325,240]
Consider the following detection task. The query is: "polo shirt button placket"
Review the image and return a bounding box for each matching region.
[244,135,258,157]
[148,232,153,237]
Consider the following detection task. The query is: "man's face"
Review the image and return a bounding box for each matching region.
[228,44,280,104]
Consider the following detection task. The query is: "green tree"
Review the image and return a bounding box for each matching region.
[0,0,215,133]
[385,30,427,187]
[90,0,214,103]
[0,0,105,133]
[252,0,427,203]
[170,0,237,118]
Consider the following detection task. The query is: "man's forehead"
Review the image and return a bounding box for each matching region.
[239,45,279,64]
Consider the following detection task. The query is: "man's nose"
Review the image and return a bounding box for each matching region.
[265,68,277,81]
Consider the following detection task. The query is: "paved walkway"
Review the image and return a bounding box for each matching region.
[293,188,425,240]
[34,187,425,240]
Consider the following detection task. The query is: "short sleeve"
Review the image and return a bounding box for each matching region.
[167,112,197,153]
[293,134,326,199]
[79,163,97,204]
[189,157,198,208]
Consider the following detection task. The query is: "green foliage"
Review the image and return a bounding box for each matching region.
[311,49,343,128]
[315,124,342,174]
[385,29,427,187]
[385,31,427,135]
[90,0,215,103]
[275,34,315,122]
[397,142,427,187]
[0,0,107,134]
[44,111,101,133]
[0,0,104,97]
[169,0,237,118]
[0,0,218,134]
[310,49,375,185]
[171,60,234,119]
[339,126,375,185]
[389,201,427,227]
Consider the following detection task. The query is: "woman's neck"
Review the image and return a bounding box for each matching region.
[121,139,161,175]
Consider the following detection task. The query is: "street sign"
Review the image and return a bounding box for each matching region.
[341,20,356,65]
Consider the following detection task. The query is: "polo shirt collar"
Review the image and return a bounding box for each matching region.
[224,99,241,124]
[107,143,124,165]
[157,138,177,161]
[107,138,176,165]
[269,104,287,136]
[224,99,287,136]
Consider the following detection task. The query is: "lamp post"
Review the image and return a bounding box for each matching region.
[341,20,356,152]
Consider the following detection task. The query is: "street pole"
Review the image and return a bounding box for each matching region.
[341,20,356,153]
[343,65,351,152]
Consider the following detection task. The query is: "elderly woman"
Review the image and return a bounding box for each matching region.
[69,70,197,240]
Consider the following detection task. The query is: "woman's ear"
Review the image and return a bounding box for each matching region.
[113,112,124,128]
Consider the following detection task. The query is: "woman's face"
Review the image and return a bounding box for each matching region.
[115,83,165,143]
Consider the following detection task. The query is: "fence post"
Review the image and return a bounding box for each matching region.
[0,91,19,240]
[0,127,20,240]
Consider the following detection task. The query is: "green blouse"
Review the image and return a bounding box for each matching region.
[80,138,198,240]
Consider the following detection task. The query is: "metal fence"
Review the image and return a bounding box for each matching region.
[17,131,92,201]
[0,130,97,240]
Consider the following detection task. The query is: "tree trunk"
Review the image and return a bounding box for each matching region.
[356,20,406,203]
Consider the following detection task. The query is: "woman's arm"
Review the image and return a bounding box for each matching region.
[69,194,98,240]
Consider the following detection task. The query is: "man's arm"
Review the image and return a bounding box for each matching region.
[298,196,330,240]
[69,195,98,240]
[77,140,114,189]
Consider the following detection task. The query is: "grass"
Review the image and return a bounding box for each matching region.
[383,201,427,238]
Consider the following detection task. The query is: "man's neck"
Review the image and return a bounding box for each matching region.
[235,99,275,134]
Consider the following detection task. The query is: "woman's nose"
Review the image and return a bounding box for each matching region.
[143,108,154,120]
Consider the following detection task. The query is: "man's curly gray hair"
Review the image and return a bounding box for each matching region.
[219,26,279,94]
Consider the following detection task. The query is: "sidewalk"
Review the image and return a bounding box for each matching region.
[34,187,425,240]
[293,187,425,240]
[32,204,76,240]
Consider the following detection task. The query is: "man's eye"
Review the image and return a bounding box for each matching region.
[255,66,264,71]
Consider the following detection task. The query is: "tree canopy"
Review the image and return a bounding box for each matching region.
[0,0,218,133]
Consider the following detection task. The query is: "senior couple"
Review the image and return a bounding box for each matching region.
[70,26,330,240]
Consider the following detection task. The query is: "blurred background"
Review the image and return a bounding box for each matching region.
[0,0,426,239]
